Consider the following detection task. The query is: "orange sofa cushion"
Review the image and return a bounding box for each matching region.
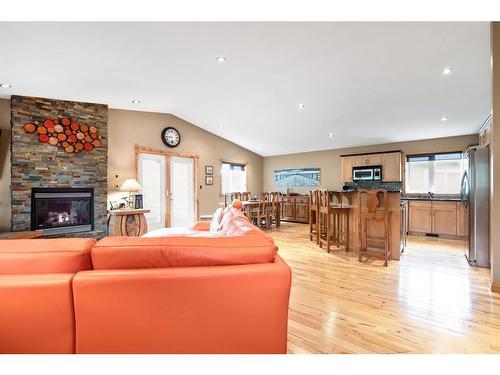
[91,235,277,270]
[0,273,75,353]
[73,256,291,354]
[0,238,94,275]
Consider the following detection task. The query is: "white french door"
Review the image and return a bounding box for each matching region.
[170,156,195,227]
[137,149,197,230]
[137,153,166,231]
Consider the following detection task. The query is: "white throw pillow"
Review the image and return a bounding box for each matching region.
[210,208,224,234]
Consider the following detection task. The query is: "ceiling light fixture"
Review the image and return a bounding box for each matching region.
[298,103,305,109]
[328,133,334,138]
[0,83,12,88]
[442,67,453,75]
[132,99,141,104]
[216,56,226,63]
[441,116,448,122]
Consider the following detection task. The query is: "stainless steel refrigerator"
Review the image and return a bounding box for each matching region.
[460,146,490,267]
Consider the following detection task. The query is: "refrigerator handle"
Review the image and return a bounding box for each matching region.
[460,171,468,208]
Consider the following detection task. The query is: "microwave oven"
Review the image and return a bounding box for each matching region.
[352,166,382,181]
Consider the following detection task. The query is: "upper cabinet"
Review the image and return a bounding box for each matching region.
[382,152,402,181]
[341,151,403,182]
[341,156,353,182]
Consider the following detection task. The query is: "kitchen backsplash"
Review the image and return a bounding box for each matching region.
[343,181,403,192]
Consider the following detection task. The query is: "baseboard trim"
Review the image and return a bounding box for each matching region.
[491,281,500,293]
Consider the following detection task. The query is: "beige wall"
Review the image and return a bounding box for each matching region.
[107,108,263,215]
[0,100,264,231]
[0,99,10,231]
[263,134,479,194]
[490,22,500,286]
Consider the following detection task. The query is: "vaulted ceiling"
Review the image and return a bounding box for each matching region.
[0,22,491,156]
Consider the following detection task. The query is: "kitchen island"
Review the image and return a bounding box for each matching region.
[338,190,402,261]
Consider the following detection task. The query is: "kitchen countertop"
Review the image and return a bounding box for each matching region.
[400,195,461,202]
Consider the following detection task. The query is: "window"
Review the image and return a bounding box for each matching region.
[221,162,247,194]
[406,152,464,194]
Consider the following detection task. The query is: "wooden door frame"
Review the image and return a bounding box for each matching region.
[135,145,199,227]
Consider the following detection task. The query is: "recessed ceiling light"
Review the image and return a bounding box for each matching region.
[0,83,12,88]
[328,133,334,138]
[441,116,448,122]
[216,56,226,63]
[298,103,305,109]
[132,99,141,104]
[442,67,453,75]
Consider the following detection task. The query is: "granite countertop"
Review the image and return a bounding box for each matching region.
[400,194,461,202]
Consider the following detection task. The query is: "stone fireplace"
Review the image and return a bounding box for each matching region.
[31,187,94,235]
[10,95,108,237]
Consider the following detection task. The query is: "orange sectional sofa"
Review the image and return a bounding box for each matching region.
[0,205,291,354]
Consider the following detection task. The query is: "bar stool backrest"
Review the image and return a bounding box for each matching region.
[309,189,318,206]
[359,189,388,214]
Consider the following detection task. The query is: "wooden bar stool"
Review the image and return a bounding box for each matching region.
[318,190,333,252]
[358,189,392,266]
[330,191,351,251]
[309,190,319,243]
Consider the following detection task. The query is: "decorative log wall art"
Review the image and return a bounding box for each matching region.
[23,117,102,153]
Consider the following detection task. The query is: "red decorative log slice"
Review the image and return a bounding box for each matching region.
[57,133,67,141]
[70,123,79,131]
[48,137,58,146]
[61,118,71,126]
[44,119,55,128]
[83,142,94,151]
[24,123,36,133]
[38,134,49,143]
[68,134,77,143]
[75,142,84,151]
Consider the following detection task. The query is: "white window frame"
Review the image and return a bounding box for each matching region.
[405,152,463,194]
[220,161,247,195]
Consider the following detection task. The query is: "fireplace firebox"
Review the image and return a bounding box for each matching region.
[31,188,94,235]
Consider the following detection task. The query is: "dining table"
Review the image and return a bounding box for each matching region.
[241,200,281,227]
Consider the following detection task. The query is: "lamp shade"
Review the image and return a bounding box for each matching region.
[120,179,142,192]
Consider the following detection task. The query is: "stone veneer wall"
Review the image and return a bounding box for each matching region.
[10,95,108,237]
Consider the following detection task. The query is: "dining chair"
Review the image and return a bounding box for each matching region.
[309,190,319,243]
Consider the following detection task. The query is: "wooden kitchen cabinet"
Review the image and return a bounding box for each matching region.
[353,155,367,167]
[408,200,460,238]
[409,201,432,233]
[432,201,457,236]
[279,196,310,223]
[382,152,402,181]
[340,151,403,182]
[341,156,353,182]
[366,154,383,165]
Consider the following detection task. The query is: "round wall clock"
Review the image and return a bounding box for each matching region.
[161,127,181,148]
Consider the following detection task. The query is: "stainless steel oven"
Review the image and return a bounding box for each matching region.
[352,166,382,181]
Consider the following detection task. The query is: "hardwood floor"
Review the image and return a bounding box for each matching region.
[268,222,500,354]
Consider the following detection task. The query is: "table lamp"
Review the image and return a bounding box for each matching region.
[120,179,142,208]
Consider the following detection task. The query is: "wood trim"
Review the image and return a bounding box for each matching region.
[491,281,500,293]
[135,145,199,227]
[135,145,199,159]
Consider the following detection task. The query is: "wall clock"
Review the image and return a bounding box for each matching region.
[161,127,181,148]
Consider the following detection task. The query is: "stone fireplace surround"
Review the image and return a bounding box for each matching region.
[10,95,108,238]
